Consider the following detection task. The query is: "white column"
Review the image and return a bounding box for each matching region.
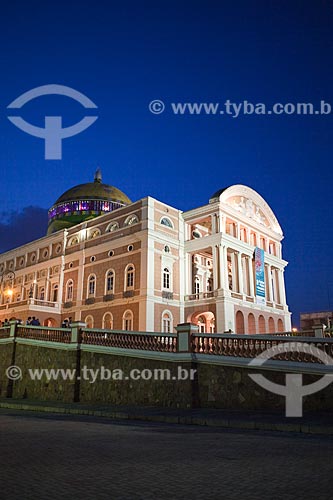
[185,253,192,295]
[58,256,65,307]
[76,250,85,319]
[45,268,51,301]
[223,246,229,291]
[241,256,248,295]
[231,252,237,291]
[211,214,217,234]
[212,246,219,290]
[278,269,287,306]
[178,213,185,324]
[267,264,273,302]
[236,252,243,294]
[218,245,225,290]
[248,256,254,297]
[264,265,269,300]
[271,267,277,303]
[219,212,226,233]
[33,271,38,299]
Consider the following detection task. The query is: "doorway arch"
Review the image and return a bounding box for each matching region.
[189,311,215,333]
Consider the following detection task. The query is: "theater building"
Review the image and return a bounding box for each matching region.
[0,171,291,334]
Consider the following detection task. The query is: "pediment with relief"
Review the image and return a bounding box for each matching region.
[227,196,268,227]
[215,185,282,236]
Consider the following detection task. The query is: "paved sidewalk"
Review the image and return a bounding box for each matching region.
[0,398,332,435]
[1,408,333,500]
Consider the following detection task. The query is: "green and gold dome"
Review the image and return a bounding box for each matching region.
[47,169,131,234]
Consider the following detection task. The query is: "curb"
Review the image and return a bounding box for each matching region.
[0,401,332,435]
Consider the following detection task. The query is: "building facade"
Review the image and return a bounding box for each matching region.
[0,175,291,333]
[300,311,333,330]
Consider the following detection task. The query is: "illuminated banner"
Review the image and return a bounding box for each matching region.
[254,247,265,305]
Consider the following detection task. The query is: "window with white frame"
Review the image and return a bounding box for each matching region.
[125,265,135,289]
[66,279,74,301]
[162,311,173,333]
[122,310,133,331]
[105,270,115,294]
[87,274,96,297]
[163,267,171,289]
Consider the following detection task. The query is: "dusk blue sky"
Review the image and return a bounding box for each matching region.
[0,1,332,326]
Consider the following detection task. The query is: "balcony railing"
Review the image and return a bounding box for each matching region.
[28,299,59,308]
[185,291,217,301]
[1,322,331,366]
[0,326,10,338]
[81,329,177,352]
[0,299,59,310]
[191,333,333,363]
[16,325,71,343]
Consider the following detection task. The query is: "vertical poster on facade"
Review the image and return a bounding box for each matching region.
[254,247,265,305]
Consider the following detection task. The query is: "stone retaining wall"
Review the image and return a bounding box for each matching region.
[1,339,332,412]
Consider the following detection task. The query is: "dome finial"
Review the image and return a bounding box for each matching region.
[94,168,102,183]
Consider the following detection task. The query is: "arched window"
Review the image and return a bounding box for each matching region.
[163,267,171,289]
[160,217,173,228]
[124,214,139,226]
[66,279,74,301]
[105,270,115,294]
[125,265,135,290]
[162,311,173,333]
[39,287,45,301]
[102,312,113,330]
[122,310,133,331]
[68,236,79,247]
[87,274,96,297]
[85,315,94,329]
[106,221,119,233]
